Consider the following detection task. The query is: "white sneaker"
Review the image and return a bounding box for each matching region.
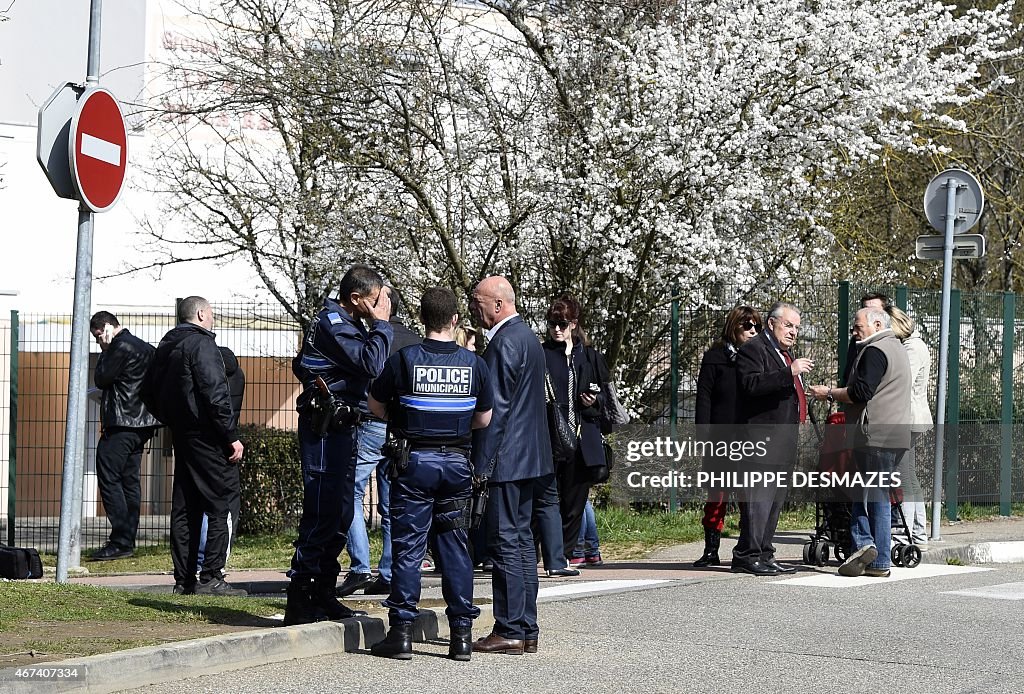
[838,545,878,577]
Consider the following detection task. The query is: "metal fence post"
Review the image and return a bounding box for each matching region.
[837,281,850,384]
[7,310,17,546]
[895,286,908,310]
[1000,292,1014,516]
[945,289,961,521]
[669,288,679,513]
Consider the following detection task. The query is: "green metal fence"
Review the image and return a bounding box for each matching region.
[1,282,1022,553]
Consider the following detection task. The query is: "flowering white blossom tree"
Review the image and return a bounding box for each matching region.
[140,0,1014,390]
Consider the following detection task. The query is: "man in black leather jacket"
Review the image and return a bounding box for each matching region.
[89,311,161,561]
[145,297,245,596]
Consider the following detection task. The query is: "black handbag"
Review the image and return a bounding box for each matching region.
[0,544,44,580]
[590,439,615,484]
[545,372,578,460]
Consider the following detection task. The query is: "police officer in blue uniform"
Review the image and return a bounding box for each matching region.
[285,265,393,626]
[367,287,493,661]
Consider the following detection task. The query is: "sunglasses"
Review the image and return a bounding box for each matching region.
[547,319,570,330]
[741,321,761,332]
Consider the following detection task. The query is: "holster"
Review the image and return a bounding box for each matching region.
[304,386,361,437]
[470,477,489,529]
[383,434,411,480]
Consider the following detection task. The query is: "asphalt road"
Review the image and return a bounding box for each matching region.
[121,563,1024,694]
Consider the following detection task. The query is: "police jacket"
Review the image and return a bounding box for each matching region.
[472,316,554,482]
[293,299,393,411]
[145,323,237,449]
[94,329,161,430]
[370,339,492,448]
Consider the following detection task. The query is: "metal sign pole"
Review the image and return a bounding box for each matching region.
[930,177,958,543]
[56,0,102,583]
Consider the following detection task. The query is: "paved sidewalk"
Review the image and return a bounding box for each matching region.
[2,516,1021,693]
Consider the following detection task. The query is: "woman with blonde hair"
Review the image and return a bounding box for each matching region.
[889,306,931,544]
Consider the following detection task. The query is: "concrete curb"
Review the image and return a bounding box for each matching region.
[920,540,1024,566]
[0,606,493,694]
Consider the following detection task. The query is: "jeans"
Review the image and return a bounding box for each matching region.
[345,420,392,582]
[850,447,903,570]
[573,499,599,558]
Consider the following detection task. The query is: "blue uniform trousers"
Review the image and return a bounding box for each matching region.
[290,416,358,577]
[488,478,540,640]
[385,450,480,628]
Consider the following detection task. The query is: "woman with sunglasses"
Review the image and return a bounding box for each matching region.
[692,305,762,567]
[541,294,611,569]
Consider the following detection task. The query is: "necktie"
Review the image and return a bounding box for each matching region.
[567,354,578,432]
[782,351,807,424]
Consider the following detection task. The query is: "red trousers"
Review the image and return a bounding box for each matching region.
[701,489,734,532]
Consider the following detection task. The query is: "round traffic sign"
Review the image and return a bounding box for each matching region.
[69,88,128,212]
[923,168,984,234]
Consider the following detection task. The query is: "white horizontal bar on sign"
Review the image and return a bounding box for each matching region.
[81,133,122,166]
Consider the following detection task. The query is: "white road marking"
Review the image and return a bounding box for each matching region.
[942,581,1024,601]
[81,133,122,166]
[539,579,671,598]
[771,564,991,588]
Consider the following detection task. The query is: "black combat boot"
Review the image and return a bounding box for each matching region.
[693,529,722,568]
[448,625,472,661]
[283,577,319,626]
[371,623,413,660]
[313,575,366,620]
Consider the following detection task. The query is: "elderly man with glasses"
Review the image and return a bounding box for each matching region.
[732,302,814,576]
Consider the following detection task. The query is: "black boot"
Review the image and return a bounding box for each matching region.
[371,623,413,660]
[693,529,721,568]
[448,625,472,661]
[313,575,367,621]
[283,577,320,626]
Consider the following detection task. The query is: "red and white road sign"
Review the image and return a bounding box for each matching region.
[70,87,128,212]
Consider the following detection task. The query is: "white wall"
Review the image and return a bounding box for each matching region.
[0,0,270,314]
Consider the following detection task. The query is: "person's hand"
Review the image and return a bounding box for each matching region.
[97,325,115,352]
[790,357,813,376]
[362,289,392,324]
[807,385,831,401]
[580,392,597,407]
[227,440,244,463]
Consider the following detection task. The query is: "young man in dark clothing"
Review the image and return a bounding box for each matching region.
[89,311,161,561]
[145,296,245,596]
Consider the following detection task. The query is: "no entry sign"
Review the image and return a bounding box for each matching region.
[70,87,128,212]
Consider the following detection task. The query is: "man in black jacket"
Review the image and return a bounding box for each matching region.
[146,296,245,596]
[88,311,161,561]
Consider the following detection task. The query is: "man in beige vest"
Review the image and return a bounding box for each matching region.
[809,307,911,577]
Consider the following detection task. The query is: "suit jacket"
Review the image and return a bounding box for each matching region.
[736,331,800,466]
[472,316,554,483]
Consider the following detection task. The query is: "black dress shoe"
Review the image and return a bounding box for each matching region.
[336,571,373,597]
[763,559,797,574]
[472,632,524,654]
[524,638,538,654]
[362,576,391,595]
[90,543,133,561]
[730,559,779,576]
[545,567,581,577]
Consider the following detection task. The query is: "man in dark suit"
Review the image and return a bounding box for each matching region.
[733,302,813,575]
[469,276,553,655]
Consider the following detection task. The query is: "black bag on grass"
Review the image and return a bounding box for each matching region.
[0,544,44,580]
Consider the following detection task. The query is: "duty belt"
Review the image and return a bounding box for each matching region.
[409,445,471,459]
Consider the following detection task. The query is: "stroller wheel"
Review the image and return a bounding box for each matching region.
[903,545,922,568]
[834,544,847,563]
[891,544,905,567]
[814,542,829,567]
[803,541,814,565]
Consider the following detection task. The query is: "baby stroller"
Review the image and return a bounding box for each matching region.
[801,410,922,569]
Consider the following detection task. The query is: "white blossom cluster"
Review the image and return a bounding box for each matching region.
[146,0,1014,383]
